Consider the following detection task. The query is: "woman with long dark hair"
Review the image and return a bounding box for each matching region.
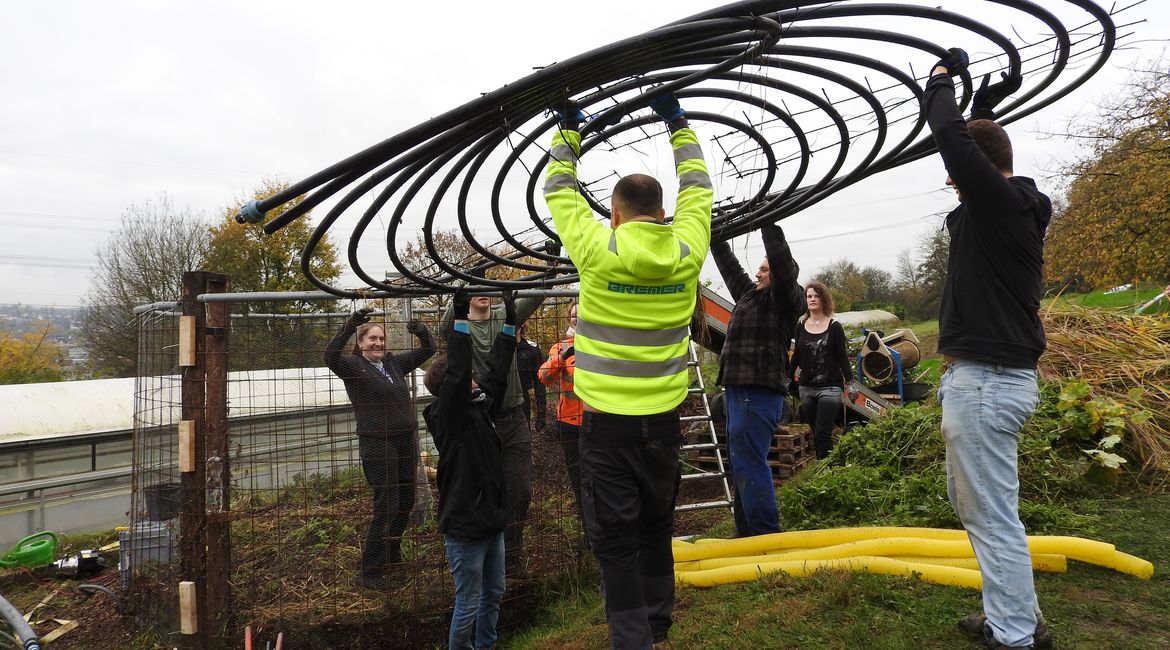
[324,307,435,589]
[789,282,852,459]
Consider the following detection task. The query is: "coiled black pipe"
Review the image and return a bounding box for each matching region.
[236,0,1119,298]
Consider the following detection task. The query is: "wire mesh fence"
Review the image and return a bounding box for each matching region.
[126,286,730,649]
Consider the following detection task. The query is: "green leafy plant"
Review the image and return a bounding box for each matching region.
[1053,380,1151,476]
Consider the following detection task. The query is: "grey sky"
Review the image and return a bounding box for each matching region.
[1,1,1166,308]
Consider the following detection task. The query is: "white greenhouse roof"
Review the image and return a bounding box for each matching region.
[0,366,427,446]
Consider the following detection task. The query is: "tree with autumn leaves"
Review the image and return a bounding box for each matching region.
[1045,60,1169,290]
[80,181,341,377]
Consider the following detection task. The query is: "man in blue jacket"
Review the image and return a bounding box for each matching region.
[925,49,1053,650]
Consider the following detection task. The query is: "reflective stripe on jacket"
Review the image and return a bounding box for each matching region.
[544,127,712,415]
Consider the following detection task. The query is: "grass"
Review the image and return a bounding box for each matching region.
[1049,285,1169,312]
[505,490,1170,649]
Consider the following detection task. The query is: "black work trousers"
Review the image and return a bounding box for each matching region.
[555,420,583,516]
[580,409,681,650]
[496,406,532,569]
[358,433,417,580]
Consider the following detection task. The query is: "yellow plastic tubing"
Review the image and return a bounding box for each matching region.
[673,530,1153,580]
[675,556,983,590]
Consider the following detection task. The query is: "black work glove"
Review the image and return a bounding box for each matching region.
[560,344,575,361]
[453,290,471,321]
[502,289,518,326]
[542,239,561,256]
[349,307,375,326]
[970,71,1022,121]
[933,47,969,76]
[552,99,587,130]
[405,319,427,337]
[649,88,686,124]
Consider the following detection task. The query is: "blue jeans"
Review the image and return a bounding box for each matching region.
[444,532,505,650]
[725,386,783,537]
[938,361,1040,648]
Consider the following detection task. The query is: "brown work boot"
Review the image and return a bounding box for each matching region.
[651,639,672,650]
[958,612,1052,649]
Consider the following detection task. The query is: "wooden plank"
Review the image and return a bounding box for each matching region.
[178,316,197,367]
[178,420,195,473]
[179,581,198,635]
[179,272,208,650]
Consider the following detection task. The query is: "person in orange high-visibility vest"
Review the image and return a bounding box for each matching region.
[538,302,583,515]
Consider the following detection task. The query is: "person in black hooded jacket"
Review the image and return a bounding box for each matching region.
[423,289,519,650]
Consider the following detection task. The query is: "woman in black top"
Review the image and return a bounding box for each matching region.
[323,308,436,589]
[789,281,852,459]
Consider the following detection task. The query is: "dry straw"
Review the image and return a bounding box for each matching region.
[1040,302,1170,481]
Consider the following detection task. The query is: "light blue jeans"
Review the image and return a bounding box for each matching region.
[938,360,1040,648]
[444,532,505,650]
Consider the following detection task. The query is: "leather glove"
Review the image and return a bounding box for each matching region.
[502,289,518,326]
[553,99,587,130]
[453,290,471,321]
[971,71,1022,120]
[649,89,685,124]
[405,319,427,336]
[933,48,969,76]
[350,307,375,326]
[560,344,575,361]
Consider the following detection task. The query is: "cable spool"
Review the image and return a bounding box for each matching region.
[859,329,921,384]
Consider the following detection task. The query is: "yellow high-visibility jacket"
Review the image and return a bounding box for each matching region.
[543,128,712,415]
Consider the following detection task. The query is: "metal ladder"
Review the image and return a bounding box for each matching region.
[675,339,733,513]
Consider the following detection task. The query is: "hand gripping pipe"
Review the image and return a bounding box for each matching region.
[237,0,1119,298]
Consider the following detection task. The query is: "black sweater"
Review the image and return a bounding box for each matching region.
[711,223,806,391]
[791,320,851,388]
[923,74,1051,367]
[323,319,436,439]
[423,329,516,540]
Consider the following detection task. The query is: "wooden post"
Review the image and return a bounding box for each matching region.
[179,272,209,650]
[178,271,230,649]
[203,274,231,647]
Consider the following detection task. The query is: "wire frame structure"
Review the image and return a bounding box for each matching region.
[127,277,728,649]
[235,0,1127,299]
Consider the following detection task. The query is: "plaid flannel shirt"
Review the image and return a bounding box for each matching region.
[711,224,805,392]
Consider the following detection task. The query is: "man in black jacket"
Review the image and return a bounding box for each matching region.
[925,49,1052,650]
[423,289,519,650]
[710,224,805,537]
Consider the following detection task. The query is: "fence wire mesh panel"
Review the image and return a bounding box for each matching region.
[132,295,654,648]
[128,309,183,638]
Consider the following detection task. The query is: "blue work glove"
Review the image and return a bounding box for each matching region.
[649,90,685,124]
[502,289,518,327]
[453,290,471,321]
[552,99,587,129]
[933,48,969,76]
[971,71,1022,120]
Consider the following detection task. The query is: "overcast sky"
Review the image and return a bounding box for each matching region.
[1,1,1166,309]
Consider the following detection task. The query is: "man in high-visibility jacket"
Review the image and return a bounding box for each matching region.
[544,91,711,650]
